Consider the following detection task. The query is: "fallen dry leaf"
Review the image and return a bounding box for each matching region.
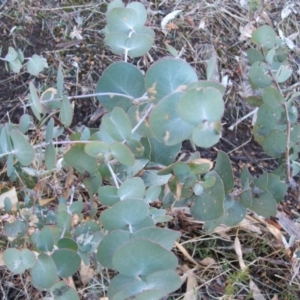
[0,187,18,209]
[79,260,94,285]
[175,242,199,266]
[183,265,198,300]
[250,279,266,300]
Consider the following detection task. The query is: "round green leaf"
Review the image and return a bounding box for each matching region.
[112,239,178,277]
[84,141,109,158]
[57,238,78,251]
[51,249,81,278]
[96,62,145,112]
[49,281,80,300]
[118,177,145,200]
[107,7,141,33]
[246,48,264,64]
[5,47,18,62]
[262,129,286,158]
[45,143,56,170]
[96,230,131,268]
[145,57,198,103]
[275,65,293,83]
[249,62,272,88]
[106,0,124,15]
[144,185,162,203]
[179,87,224,125]
[132,228,180,250]
[102,107,132,142]
[222,200,247,227]
[59,95,73,128]
[100,199,148,231]
[10,129,35,166]
[149,92,194,145]
[8,59,22,73]
[27,54,46,76]
[191,171,224,221]
[64,144,98,174]
[109,142,135,166]
[252,25,276,49]
[69,201,84,214]
[262,86,285,108]
[192,121,222,148]
[98,186,120,206]
[248,190,277,218]
[57,211,71,231]
[126,2,147,26]
[31,226,54,252]
[19,114,31,134]
[31,253,57,290]
[3,248,36,274]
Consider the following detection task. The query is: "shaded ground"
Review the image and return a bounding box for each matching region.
[1,0,300,299]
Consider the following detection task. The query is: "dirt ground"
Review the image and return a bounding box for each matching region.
[1,0,300,299]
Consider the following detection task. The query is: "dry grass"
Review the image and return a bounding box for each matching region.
[0,0,300,299]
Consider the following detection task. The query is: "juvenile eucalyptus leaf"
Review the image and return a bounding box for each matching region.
[45,143,56,170]
[192,121,222,148]
[45,119,54,143]
[4,197,12,212]
[249,62,272,88]
[98,186,120,206]
[69,201,84,214]
[56,63,64,98]
[50,281,80,300]
[246,48,264,64]
[3,248,36,274]
[149,138,181,166]
[145,57,198,103]
[132,228,180,250]
[64,144,98,174]
[84,141,109,159]
[8,59,22,73]
[262,86,285,108]
[5,47,18,62]
[31,226,54,252]
[10,129,35,166]
[96,230,131,268]
[17,49,24,63]
[96,62,145,112]
[59,95,73,128]
[31,253,58,290]
[51,249,81,278]
[214,151,234,193]
[57,238,78,251]
[248,190,277,218]
[27,54,46,76]
[126,138,144,157]
[252,25,276,49]
[275,64,293,83]
[112,239,178,277]
[144,185,161,203]
[206,55,217,81]
[187,81,226,96]
[100,199,148,231]
[191,171,224,221]
[267,174,287,203]
[19,114,31,134]
[102,108,132,142]
[83,171,102,196]
[262,129,286,158]
[149,92,194,145]
[178,87,224,125]
[29,81,43,114]
[126,2,147,26]
[107,7,139,32]
[106,0,124,15]
[222,199,247,227]
[57,211,71,231]
[109,142,135,166]
[118,177,145,200]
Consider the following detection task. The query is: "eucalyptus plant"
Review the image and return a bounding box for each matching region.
[0,1,295,300]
